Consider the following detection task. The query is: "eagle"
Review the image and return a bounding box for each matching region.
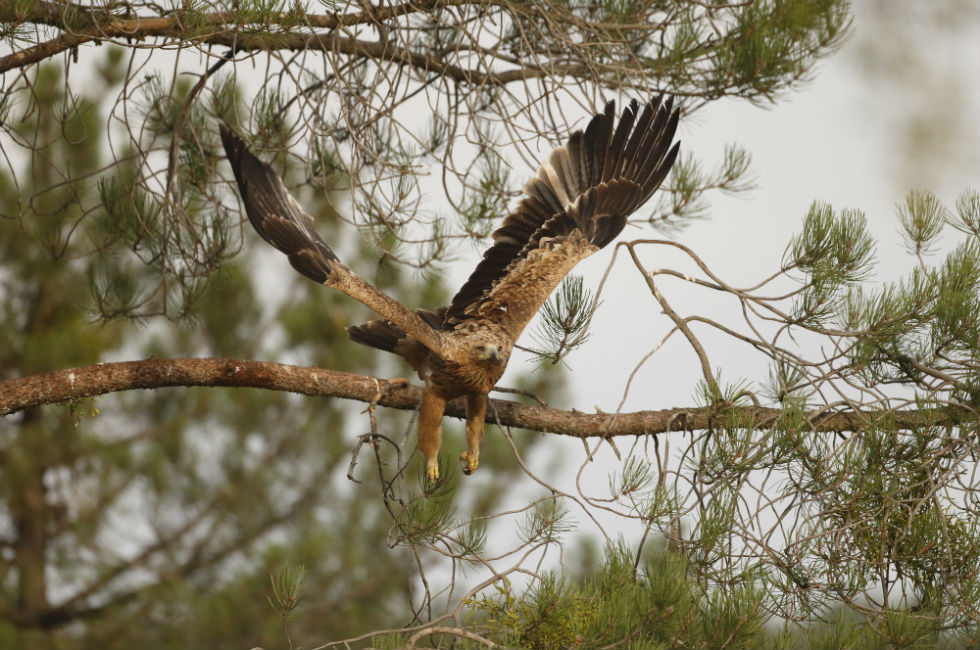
[220,97,680,481]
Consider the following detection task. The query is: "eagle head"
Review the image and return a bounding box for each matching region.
[473,342,504,364]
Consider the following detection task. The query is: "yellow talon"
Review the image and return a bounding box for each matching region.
[426,465,440,482]
[460,452,479,475]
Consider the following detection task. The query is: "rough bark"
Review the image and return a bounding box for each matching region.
[0,357,967,437]
[0,0,583,79]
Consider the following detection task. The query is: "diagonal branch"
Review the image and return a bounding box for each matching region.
[0,357,969,437]
[0,0,590,81]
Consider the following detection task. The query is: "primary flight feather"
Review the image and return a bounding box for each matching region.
[221,97,680,480]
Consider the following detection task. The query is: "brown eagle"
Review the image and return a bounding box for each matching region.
[220,97,680,480]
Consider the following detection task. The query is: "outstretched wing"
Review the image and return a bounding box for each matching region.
[220,125,446,358]
[445,97,680,340]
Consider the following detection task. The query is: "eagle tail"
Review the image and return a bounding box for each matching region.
[347,308,446,352]
[347,319,402,352]
[348,307,447,368]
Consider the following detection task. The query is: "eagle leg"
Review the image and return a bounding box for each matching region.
[460,393,486,476]
[418,388,447,481]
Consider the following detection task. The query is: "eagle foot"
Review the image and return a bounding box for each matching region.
[388,377,411,390]
[426,465,440,482]
[459,451,479,475]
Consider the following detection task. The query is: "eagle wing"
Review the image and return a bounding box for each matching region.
[220,125,447,358]
[445,97,680,340]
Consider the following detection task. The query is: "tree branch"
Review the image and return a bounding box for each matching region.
[0,0,589,82]
[0,358,968,437]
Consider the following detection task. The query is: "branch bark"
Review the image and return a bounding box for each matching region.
[0,0,588,82]
[0,357,968,437]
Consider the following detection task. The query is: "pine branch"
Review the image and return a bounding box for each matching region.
[0,0,585,80]
[0,357,969,436]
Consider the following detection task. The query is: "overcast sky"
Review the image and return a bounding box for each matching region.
[503,1,980,420]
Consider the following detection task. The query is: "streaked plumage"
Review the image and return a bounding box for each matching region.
[220,97,680,480]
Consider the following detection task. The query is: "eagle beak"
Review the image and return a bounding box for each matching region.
[488,345,501,361]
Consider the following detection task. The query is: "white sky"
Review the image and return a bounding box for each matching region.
[504,1,980,418]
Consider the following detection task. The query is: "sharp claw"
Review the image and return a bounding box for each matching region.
[426,465,440,482]
[459,452,478,475]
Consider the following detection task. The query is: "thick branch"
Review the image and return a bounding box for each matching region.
[4,0,477,33]
[0,0,588,82]
[0,358,969,437]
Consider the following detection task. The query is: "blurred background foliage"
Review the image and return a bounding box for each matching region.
[0,56,556,648]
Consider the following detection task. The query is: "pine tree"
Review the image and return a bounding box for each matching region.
[3,2,978,649]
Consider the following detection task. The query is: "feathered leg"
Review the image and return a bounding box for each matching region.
[418,388,447,481]
[460,393,486,475]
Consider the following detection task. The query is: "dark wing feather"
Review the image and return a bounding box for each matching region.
[220,125,447,358]
[219,124,342,284]
[347,307,448,369]
[445,97,681,332]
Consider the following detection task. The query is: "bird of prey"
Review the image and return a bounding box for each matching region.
[220,97,680,481]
